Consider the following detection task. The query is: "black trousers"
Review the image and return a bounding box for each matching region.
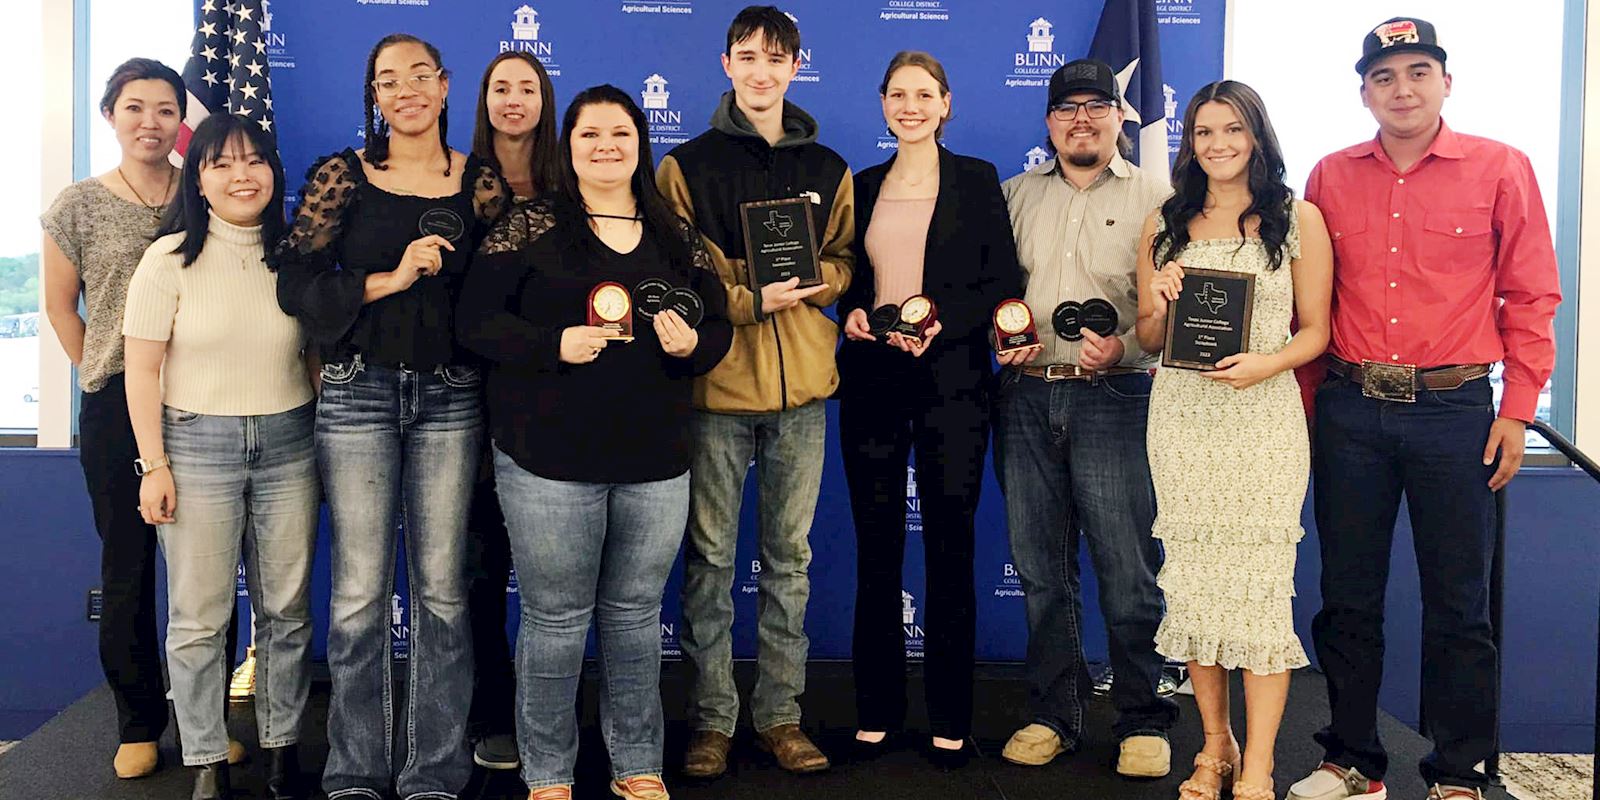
[840,377,989,740]
[79,374,170,744]
[465,470,516,738]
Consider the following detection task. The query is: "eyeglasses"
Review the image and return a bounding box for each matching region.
[371,69,443,96]
[1049,99,1118,121]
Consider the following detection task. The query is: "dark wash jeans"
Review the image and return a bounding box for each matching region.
[1311,375,1499,790]
[993,370,1177,745]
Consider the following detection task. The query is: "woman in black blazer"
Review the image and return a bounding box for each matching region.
[838,51,1021,768]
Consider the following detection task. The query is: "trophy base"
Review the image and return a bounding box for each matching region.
[228,646,256,702]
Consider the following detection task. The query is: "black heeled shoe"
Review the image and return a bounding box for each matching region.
[265,745,304,800]
[924,738,974,770]
[191,762,232,800]
[848,731,899,764]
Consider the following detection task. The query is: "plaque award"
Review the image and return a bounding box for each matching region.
[992,299,1039,354]
[1052,301,1084,341]
[634,277,672,320]
[417,207,467,244]
[867,304,901,338]
[891,294,938,345]
[588,282,634,341]
[1080,298,1119,337]
[660,287,706,328]
[1161,268,1255,370]
[739,197,822,289]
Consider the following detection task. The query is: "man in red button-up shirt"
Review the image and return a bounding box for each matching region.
[1286,17,1562,800]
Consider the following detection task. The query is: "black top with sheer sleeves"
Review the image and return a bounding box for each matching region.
[456,197,734,484]
[269,148,510,369]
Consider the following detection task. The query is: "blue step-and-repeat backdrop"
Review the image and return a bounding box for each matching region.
[244,0,1225,663]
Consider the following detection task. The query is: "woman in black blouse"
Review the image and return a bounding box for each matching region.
[458,49,561,772]
[457,84,731,800]
[837,51,1021,768]
[271,33,507,800]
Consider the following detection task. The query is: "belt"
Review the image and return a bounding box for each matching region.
[1326,357,1490,403]
[1017,364,1146,382]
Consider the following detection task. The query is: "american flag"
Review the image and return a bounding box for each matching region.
[1088,0,1168,181]
[178,0,275,159]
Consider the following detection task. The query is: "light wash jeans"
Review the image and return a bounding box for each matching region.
[494,448,688,789]
[317,358,483,800]
[158,401,318,766]
[680,401,825,735]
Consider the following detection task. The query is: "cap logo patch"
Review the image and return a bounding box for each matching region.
[1065,63,1099,81]
[1374,20,1419,48]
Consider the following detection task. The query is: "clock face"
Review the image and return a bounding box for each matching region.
[901,296,931,324]
[593,285,630,322]
[996,301,1031,333]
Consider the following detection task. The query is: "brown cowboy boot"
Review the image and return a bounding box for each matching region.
[755,724,829,774]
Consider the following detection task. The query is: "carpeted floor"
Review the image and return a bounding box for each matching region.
[0,663,1529,799]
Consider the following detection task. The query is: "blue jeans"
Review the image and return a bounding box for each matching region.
[158,402,318,766]
[317,358,483,800]
[1311,375,1498,790]
[681,402,826,735]
[994,371,1177,745]
[494,449,688,789]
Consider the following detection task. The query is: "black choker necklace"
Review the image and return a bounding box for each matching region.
[586,211,642,221]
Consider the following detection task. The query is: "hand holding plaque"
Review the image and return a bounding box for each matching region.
[741,197,822,290]
[588,282,635,342]
[1161,267,1255,370]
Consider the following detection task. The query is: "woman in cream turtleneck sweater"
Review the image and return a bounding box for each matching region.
[122,113,316,800]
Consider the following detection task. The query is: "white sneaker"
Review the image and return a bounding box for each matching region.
[1286,763,1387,800]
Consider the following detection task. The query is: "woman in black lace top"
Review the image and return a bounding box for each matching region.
[269,33,507,800]
[456,84,731,800]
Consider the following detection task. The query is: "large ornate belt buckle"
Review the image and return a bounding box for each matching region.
[1360,360,1418,403]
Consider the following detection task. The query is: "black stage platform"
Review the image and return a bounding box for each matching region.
[0,663,1518,799]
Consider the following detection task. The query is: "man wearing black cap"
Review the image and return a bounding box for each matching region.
[1288,17,1560,800]
[994,57,1177,778]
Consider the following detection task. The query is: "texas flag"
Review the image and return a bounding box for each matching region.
[1088,0,1168,182]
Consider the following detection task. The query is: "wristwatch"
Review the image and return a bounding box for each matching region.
[133,455,169,476]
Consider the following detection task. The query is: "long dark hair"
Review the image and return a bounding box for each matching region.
[1152,80,1293,270]
[157,114,287,267]
[471,52,559,198]
[361,33,452,176]
[556,85,695,274]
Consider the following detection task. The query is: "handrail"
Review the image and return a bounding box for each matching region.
[1521,420,1600,800]
[1529,420,1600,481]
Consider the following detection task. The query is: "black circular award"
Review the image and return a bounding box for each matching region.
[634,277,673,320]
[867,304,901,338]
[1052,301,1084,341]
[660,287,705,328]
[417,208,466,244]
[1080,298,1119,337]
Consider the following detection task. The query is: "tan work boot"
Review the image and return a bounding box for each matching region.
[681,730,732,779]
[1001,723,1068,766]
[113,741,161,778]
[1116,734,1171,778]
[755,723,829,773]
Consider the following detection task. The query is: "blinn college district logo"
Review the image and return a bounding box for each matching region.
[642,74,688,146]
[1004,16,1066,89]
[500,4,563,77]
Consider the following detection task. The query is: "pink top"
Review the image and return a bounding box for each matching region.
[864,195,935,308]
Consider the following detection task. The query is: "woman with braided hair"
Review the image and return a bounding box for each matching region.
[272,33,509,800]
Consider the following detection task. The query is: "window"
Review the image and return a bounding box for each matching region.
[1230,0,1576,448]
[0,1,45,432]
